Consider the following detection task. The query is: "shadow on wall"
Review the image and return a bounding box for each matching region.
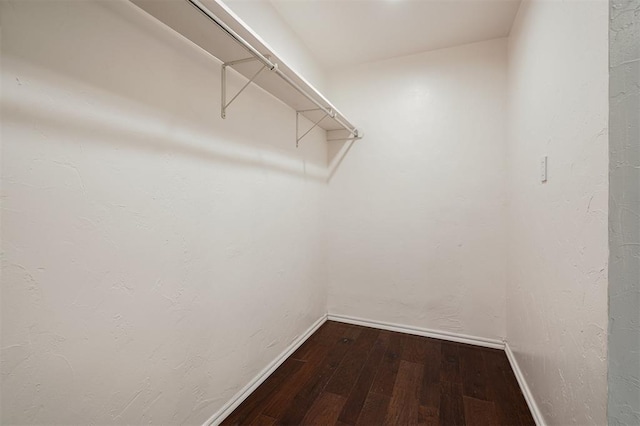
[3,89,357,183]
[327,131,358,182]
[2,0,357,182]
[3,90,336,182]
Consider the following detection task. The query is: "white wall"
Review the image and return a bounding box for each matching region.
[506,0,609,424]
[608,0,640,423]
[0,1,328,424]
[222,0,327,93]
[1,0,616,424]
[326,39,508,341]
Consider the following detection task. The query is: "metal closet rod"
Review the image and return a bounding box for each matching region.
[186,0,359,138]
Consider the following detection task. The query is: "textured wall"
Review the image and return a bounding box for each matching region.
[326,39,508,341]
[609,0,640,423]
[506,0,609,424]
[0,1,328,424]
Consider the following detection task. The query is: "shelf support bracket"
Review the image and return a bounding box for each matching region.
[221,56,270,119]
[296,108,333,148]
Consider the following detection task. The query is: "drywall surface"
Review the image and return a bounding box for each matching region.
[506,0,609,424]
[0,1,328,424]
[609,0,640,423]
[326,39,508,341]
[223,0,327,93]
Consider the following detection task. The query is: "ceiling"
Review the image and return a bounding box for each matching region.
[268,0,521,70]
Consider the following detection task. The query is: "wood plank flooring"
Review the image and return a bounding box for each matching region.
[222,321,535,426]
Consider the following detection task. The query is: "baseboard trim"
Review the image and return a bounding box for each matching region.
[204,314,328,426]
[505,342,546,426]
[327,313,505,350]
[204,313,542,426]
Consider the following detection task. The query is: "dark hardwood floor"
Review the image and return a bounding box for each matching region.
[222,321,535,426]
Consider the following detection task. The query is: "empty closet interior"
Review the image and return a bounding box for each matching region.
[2,0,638,425]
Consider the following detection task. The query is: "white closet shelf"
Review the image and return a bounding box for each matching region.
[130,0,362,144]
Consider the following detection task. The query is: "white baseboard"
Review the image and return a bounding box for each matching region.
[505,342,546,426]
[327,313,505,350]
[329,314,543,424]
[204,313,542,426]
[204,314,328,426]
